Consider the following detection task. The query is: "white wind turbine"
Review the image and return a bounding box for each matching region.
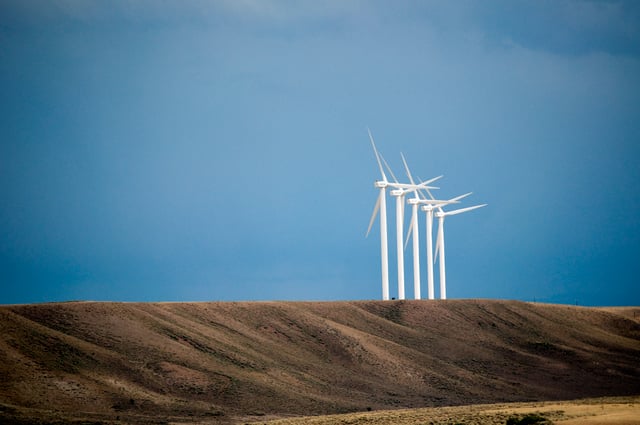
[434,203,487,299]
[419,192,470,299]
[366,130,390,300]
[366,130,438,300]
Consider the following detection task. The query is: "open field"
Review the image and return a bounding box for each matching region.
[0,300,639,424]
[250,396,640,425]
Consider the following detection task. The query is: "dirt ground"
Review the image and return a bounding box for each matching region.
[0,300,638,424]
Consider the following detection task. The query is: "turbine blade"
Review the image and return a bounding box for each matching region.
[449,192,472,203]
[368,128,387,182]
[404,220,412,250]
[415,180,426,200]
[401,153,423,200]
[405,205,418,250]
[444,204,487,217]
[434,219,443,263]
[366,191,382,237]
[426,189,442,208]
[380,153,399,184]
[404,204,415,250]
[417,176,440,201]
[420,175,443,186]
[433,191,446,214]
[400,152,417,185]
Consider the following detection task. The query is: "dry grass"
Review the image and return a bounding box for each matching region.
[249,396,640,425]
[0,300,638,424]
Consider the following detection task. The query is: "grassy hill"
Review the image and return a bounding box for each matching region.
[0,299,638,424]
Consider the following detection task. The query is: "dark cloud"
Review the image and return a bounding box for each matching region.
[470,0,640,56]
[1,1,639,305]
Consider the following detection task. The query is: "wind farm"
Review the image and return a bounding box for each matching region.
[365,130,443,301]
[366,131,486,301]
[2,2,639,424]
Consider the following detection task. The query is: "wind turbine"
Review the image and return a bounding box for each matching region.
[366,129,390,300]
[434,204,487,299]
[419,192,470,299]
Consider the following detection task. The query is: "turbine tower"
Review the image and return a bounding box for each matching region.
[408,195,421,299]
[423,203,437,300]
[434,204,487,299]
[390,188,407,299]
[366,129,390,300]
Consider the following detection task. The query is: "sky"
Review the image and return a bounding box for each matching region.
[1,1,639,306]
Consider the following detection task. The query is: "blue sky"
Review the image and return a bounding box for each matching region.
[1,1,639,306]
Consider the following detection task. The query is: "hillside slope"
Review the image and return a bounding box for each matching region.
[0,300,639,423]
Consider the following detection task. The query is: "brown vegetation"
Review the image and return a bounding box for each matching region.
[255,396,640,425]
[0,300,638,424]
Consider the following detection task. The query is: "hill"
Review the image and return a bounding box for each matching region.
[0,299,638,424]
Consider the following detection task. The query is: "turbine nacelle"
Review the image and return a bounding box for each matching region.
[374,180,388,189]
